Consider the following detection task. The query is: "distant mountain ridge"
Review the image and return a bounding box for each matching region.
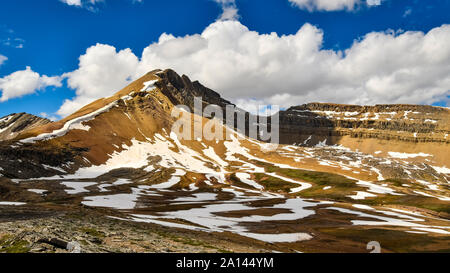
[281,103,449,144]
[0,68,448,178]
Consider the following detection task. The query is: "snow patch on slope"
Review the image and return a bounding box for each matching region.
[21,99,118,143]
[388,152,432,159]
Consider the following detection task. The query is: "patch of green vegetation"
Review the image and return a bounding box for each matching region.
[149,227,224,252]
[253,173,298,193]
[319,227,449,253]
[359,195,450,214]
[217,249,234,253]
[0,234,12,245]
[80,227,105,238]
[382,178,410,187]
[252,160,363,199]
[255,160,356,186]
[0,235,30,253]
[79,239,90,246]
[250,160,450,215]
[108,217,228,252]
[173,236,219,250]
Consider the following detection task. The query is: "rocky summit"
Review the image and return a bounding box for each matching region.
[0,69,449,253]
[0,113,50,142]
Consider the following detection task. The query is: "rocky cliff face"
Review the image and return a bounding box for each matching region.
[155,69,234,111]
[0,113,51,142]
[279,103,450,145]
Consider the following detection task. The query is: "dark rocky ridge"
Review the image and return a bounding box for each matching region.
[153,69,449,145]
[155,69,234,111]
[155,69,260,137]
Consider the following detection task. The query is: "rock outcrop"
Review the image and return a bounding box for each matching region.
[279,103,450,145]
[0,113,51,142]
[155,69,234,110]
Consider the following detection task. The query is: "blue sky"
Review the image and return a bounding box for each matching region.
[0,0,449,119]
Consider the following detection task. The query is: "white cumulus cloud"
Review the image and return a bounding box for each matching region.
[39,112,59,122]
[59,0,141,11]
[56,21,450,117]
[366,0,381,6]
[213,0,239,21]
[0,66,62,102]
[289,0,360,11]
[0,54,7,66]
[136,21,450,108]
[57,43,139,117]
[289,0,381,12]
[60,0,82,6]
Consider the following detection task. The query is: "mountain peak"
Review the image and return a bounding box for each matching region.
[0,113,51,141]
[133,68,234,112]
